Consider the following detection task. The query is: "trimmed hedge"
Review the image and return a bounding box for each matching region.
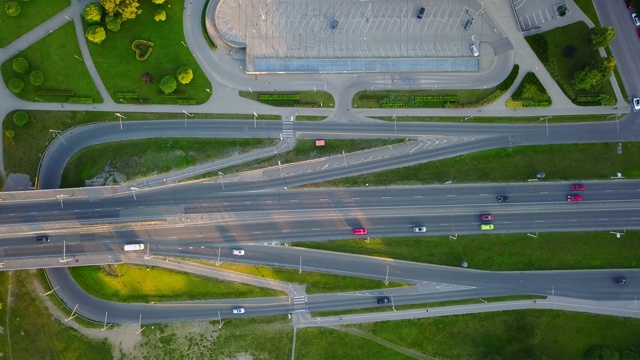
[68,97,94,104]
[115,92,139,98]
[258,94,300,100]
[37,89,74,96]
[131,40,154,61]
[415,96,460,102]
[177,99,196,105]
[160,92,187,98]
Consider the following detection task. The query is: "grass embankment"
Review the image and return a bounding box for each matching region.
[371,113,613,123]
[239,91,335,108]
[296,115,328,121]
[84,0,211,104]
[313,142,640,187]
[349,310,640,359]
[2,110,279,181]
[202,139,405,179]
[0,0,70,47]
[68,264,285,303]
[0,271,112,359]
[312,295,545,317]
[1,22,103,103]
[187,260,410,294]
[60,137,278,188]
[295,231,640,271]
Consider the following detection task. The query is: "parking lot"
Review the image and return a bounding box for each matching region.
[511,0,558,32]
[214,0,486,72]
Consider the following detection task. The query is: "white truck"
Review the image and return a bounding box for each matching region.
[124,244,145,251]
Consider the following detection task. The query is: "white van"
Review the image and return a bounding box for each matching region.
[124,244,145,251]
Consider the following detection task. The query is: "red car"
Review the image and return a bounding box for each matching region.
[571,184,585,191]
[637,28,640,37]
[626,0,634,9]
[353,228,367,235]
[567,195,582,202]
[480,214,494,221]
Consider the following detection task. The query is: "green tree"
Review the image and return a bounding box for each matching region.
[12,111,29,126]
[12,57,29,74]
[154,9,166,21]
[30,70,44,86]
[159,75,177,94]
[621,350,639,360]
[100,0,141,21]
[85,25,107,44]
[152,0,165,3]
[5,130,15,139]
[588,26,616,48]
[5,1,21,17]
[106,15,122,31]
[8,78,24,94]
[573,66,604,90]
[584,346,620,360]
[82,2,103,24]
[176,67,193,84]
[597,56,616,74]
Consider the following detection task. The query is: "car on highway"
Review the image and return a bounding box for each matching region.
[633,97,640,110]
[480,224,494,231]
[470,44,479,57]
[36,235,51,242]
[417,7,426,19]
[567,195,582,202]
[626,0,634,9]
[377,296,390,304]
[571,184,585,191]
[480,214,494,221]
[613,277,627,285]
[412,226,427,233]
[232,307,245,314]
[633,13,640,26]
[232,249,245,256]
[497,196,509,203]
[353,228,367,235]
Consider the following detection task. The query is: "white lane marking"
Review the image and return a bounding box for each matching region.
[534,220,543,223]
[540,192,548,194]
[283,230,290,232]
[311,228,321,231]
[598,219,607,221]
[605,190,613,192]
[290,200,298,202]
[440,223,448,225]
[479,194,488,196]
[253,232,262,234]
[631,218,640,220]
[413,196,423,198]
[352,198,360,200]
[447,195,455,197]
[569,219,577,222]
[383,197,391,199]
[223,203,230,205]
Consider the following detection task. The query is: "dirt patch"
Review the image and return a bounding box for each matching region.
[85,162,127,186]
[3,173,32,191]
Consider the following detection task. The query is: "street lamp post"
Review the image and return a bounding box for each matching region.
[115,113,126,130]
[253,111,258,128]
[218,172,224,190]
[182,110,193,127]
[130,187,139,200]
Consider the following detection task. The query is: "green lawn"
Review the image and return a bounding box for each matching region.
[2,110,280,183]
[239,91,336,108]
[0,0,70,47]
[313,142,640,187]
[296,115,328,121]
[0,271,112,359]
[372,113,613,123]
[295,231,640,271]
[84,0,211,104]
[60,137,278,188]
[353,310,640,360]
[297,328,412,360]
[195,262,411,295]
[68,264,286,303]
[1,22,103,103]
[573,0,600,27]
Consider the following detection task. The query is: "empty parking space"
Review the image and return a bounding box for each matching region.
[511,0,556,32]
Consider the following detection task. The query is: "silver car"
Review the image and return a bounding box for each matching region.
[470,44,479,57]
[413,226,427,233]
[232,307,245,314]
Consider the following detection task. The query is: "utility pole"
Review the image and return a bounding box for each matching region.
[59,241,72,263]
[392,113,397,133]
[137,314,145,334]
[342,150,347,167]
[130,187,139,200]
[218,311,224,329]
[56,194,68,208]
[216,247,222,266]
[102,312,112,331]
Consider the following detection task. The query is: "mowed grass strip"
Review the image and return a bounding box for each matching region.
[371,114,614,123]
[60,137,278,188]
[1,22,103,103]
[84,0,211,104]
[2,110,279,181]
[295,231,640,271]
[239,91,336,108]
[0,0,70,47]
[352,310,640,360]
[207,262,411,294]
[352,88,495,108]
[314,142,640,187]
[68,264,285,303]
[0,271,112,359]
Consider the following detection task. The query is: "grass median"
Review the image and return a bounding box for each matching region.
[0,0,70,47]
[60,137,278,188]
[371,113,613,124]
[68,264,286,303]
[311,142,640,187]
[239,91,335,108]
[294,231,640,271]
[187,260,410,294]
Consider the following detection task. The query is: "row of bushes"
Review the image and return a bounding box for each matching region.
[36,89,75,96]
[505,99,551,108]
[116,92,139,98]
[258,94,300,100]
[68,97,94,104]
[259,99,299,106]
[380,95,459,108]
[160,92,188,98]
[576,94,616,106]
[177,99,196,105]
[414,95,459,102]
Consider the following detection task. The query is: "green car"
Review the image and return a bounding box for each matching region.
[480,224,494,231]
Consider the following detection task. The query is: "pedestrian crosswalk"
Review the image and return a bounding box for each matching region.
[282,115,294,138]
[293,295,306,310]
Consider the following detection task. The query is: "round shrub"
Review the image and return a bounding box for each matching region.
[154,9,166,21]
[8,78,25,94]
[85,25,106,44]
[12,57,29,74]
[82,2,103,24]
[176,67,193,84]
[5,130,15,139]
[29,70,43,86]
[159,75,177,94]
[152,0,165,3]
[13,111,29,127]
[106,15,122,32]
[5,1,21,17]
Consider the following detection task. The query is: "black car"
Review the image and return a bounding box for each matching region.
[497,196,510,203]
[377,296,390,304]
[36,235,51,242]
[417,7,426,20]
[613,277,627,285]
